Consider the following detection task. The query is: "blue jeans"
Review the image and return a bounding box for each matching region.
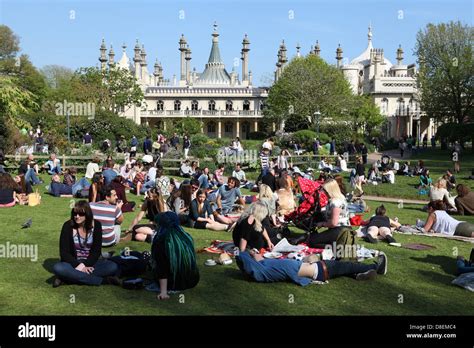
[48,164,62,175]
[456,259,474,275]
[25,168,41,185]
[140,180,155,194]
[72,177,91,196]
[53,259,119,286]
[199,175,209,189]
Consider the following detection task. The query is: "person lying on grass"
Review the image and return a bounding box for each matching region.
[122,187,168,242]
[151,212,199,300]
[362,205,400,244]
[456,248,474,275]
[422,200,474,238]
[235,249,388,285]
[232,202,275,252]
[52,200,121,287]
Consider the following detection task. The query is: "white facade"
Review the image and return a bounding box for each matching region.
[99,24,268,139]
[338,26,433,140]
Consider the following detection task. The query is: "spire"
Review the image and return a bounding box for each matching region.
[196,23,231,85]
[368,23,373,44]
[296,42,301,57]
[396,44,404,65]
[108,45,115,66]
[99,39,107,70]
[118,43,130,70]
[336,43,343,68]
[140,44,147,66]
[241,33,250,84]
[133,39,141,63]
[315,40,321,57]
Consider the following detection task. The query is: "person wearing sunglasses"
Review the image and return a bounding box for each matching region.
[52,201,120,287]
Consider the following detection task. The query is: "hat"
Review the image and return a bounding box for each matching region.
[142,155,153,164]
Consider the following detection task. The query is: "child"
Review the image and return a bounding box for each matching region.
[363,205,400,244]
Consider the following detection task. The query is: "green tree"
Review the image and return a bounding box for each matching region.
[174,117,202,136]
[0,25,20,73]
[264,55,355,129]
[350,95,385,135]
[415,21,473,124]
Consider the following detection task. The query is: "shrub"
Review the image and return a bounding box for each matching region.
[292,129,317,150]
[190,134,209,147]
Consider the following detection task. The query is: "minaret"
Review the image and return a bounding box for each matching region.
[280,40,288,66]
[179,34,187,86]
[396,44,404,65]
[336,44,343,68]
[108,45,115,68]
[185,45,192,84]
[248,70,252,86]
[99,39,107,71]
[153,59,159,86]
[133,39,142,80]
[296,42,301,57]
[314,40,321,57]
[241,34,250,86]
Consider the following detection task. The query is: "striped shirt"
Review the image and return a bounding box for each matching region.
[260,154,270,170]
[90,201,122,246]
[73,230,94,260]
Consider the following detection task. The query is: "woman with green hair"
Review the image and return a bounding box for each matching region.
[151,211,200,300]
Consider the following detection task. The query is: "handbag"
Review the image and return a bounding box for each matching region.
[28,190,41,206]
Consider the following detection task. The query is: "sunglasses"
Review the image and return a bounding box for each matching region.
[192,186,199,190]
[73,212,86,217]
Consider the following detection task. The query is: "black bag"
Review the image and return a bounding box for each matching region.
[110,251,149,278]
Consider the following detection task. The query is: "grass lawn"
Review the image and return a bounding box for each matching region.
[1,169,473,316]
[351,148,474,200]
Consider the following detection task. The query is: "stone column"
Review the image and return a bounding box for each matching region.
[236,120,240,138]
[272,122,276,132]
[254,121,258,132]
[408,114,413,137]
[163,120,167,131]
[218,120,222,138]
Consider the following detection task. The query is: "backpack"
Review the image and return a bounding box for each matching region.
[109,250,150,278]
[335,227,358,260]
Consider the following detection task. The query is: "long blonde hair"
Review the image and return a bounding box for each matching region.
[258,184,274,200]
[238,202,268,232]
[323,179,346,200]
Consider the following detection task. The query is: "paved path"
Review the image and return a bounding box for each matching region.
[368,149,412,165]
[362,195,427,205]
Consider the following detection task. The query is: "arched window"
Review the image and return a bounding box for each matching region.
[225,100,233,111]
[259,100,265,111]
[207,121,216,133]
[157,100,164,111]
[209,100,216,111]
[174,100,181,111]
[243,100,250,111]
[381,98,389,115]
[191,100,199,111]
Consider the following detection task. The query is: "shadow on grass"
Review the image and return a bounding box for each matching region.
[416,270,456,285]
[410,255,456,274]
[43,258,59,285]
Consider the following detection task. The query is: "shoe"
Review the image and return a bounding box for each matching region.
[105,276,122,286]
[364,234,378,244]
[52,277,63,288]
[385,235,397,244]
[376,252,388,275]
[355,269,377,281]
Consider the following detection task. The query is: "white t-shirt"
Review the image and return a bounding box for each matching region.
[432,210,460,235]
[325,198,350,227]
[232,170,246,182]
[85,162,100,179]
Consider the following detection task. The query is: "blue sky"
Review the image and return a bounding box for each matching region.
[0,0,472,85]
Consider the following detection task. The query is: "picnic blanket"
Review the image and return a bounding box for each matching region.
[394,225,474,244]
[452,272,474,292]
[199,239,379,261]
[199,239,325,259]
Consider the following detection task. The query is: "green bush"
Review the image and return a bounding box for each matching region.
[292,129,317,150]
[190,134,209,147]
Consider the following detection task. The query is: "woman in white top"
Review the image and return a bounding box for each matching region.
[423,200,473,237]
[307,179,351,247]
[85,157,100,180]
[277,149,291,170]
[429,179,456,210]
[336,155,348,172]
